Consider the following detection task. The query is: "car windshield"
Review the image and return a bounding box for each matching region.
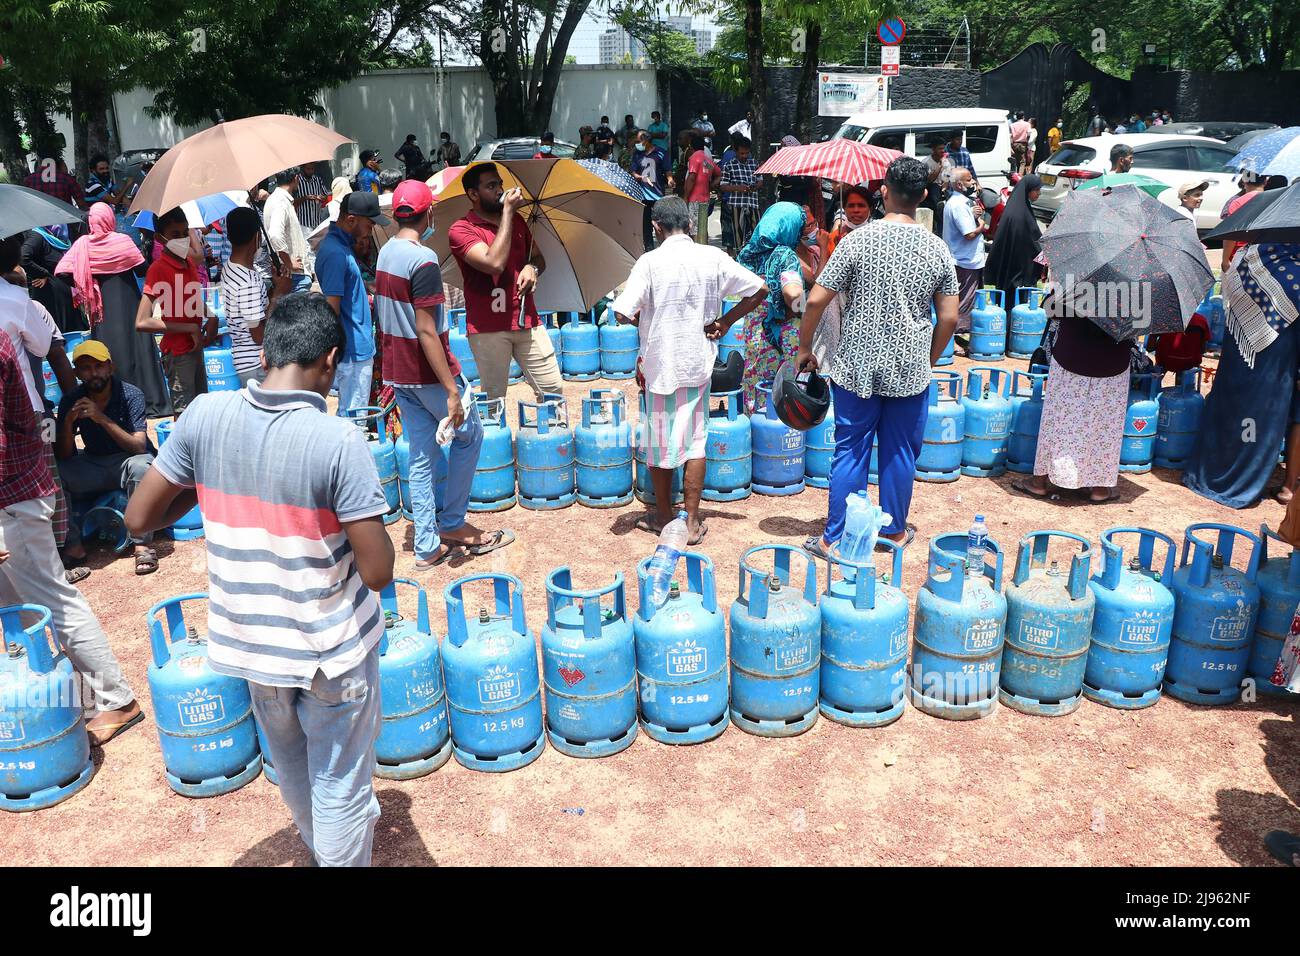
[834,125,869,143]
[1045,144,1097,167]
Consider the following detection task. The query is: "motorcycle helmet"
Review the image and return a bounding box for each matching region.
[710,349,743,394]
[771,360,830,431]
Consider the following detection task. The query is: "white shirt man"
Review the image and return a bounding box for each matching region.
[263,177,311,290]
[0,278,53,412]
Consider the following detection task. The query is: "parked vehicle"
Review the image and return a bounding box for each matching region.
[832,108,1015,191]
[1147,121,1277,142]
[1032,133,1240,230]
[465,137,579,162]
[111,147,167,187]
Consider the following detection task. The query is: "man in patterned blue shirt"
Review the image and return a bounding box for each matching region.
[945,130,976,182]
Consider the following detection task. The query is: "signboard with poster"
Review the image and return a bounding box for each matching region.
[817,73,887,117]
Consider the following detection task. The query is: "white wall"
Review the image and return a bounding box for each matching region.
[104,65,663,175]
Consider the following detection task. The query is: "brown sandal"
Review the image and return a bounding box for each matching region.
[134,548,158,575]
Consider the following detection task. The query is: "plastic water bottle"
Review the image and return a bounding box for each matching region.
[967,514,989,574]
[839,492,891,569]
[646,510,690,609]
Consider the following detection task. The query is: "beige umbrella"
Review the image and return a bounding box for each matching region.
[127,114,353,215]
[425,158,643,312]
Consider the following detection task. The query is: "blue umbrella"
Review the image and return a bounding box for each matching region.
[1264,136,1300,181]
[1227,126,1300,174]
[132,190,245,231]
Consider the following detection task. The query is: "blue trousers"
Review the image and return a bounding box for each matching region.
[250,649,382,867]
[395,383,484,560]
[825,382,928,540]
[334,359,374,417]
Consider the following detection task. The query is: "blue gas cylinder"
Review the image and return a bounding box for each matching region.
[541,568,638,757]
[0,605,95,812]
[344,405,401,524]
[516,394,575,509]
[442,573,546,771]
[41,331,86,408]
[395,429,412,520]
[374,579,452,779]
[969,288,1007,361]
[1084,527,1177,709]
[155,420,205,541]
[448,308,479,385]
[1154,368,1204,470]
[1249,525,1300,697]
[820,541,910,727]
[1205,291,1225,353]
[1165,523,1262,705]
[599,307,639,380]
[719,299,745,362]
[1006,365,1048,474]
[751,383,805,496]
[78,489,132,554]
[1121,372,1161,474]
[932,306,954,366]
[910,532,1008,720]
[542,311,565,361]
[634,552,729,744]
[1007,287,1047,358]
[961,366,1013,477]
[468,395,517,512]
[916,370,964,482]
[561,308,601,381]
[704,389,751,501]
[575,388,633,508]
[999,531,1096,716]
[146,594,262,796]
[728,545,821,736]
[804,401,835,489]
[202,347,239,392]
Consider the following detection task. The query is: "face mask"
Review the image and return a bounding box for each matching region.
[165,237,191,258]
[540,145,552,155]
[420,224,435,242]
[636,143,646,152]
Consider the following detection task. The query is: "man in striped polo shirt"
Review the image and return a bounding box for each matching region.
[126,293,395,867]
[377,180,511,567]
[220,208,292,386]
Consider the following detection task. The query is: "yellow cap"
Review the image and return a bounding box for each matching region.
[70,340,112,364]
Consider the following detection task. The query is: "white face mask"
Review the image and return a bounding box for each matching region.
[165,236,191,258]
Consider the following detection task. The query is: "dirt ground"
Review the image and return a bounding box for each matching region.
[5,352,1298,867]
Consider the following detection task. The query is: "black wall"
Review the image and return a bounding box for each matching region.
[1131,66,1300,127]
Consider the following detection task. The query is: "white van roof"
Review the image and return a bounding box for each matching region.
[839,107,1011,128]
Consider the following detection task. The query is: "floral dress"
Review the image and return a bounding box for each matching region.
[742,244,805,414]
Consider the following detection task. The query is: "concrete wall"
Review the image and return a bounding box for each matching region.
[104,64,661,176]
[1131,65,1300,127]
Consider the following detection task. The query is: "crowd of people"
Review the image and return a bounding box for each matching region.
[4,101,1298,869]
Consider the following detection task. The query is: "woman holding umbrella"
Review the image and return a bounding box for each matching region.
[985,174,1044,316]
[737,202,808,413]
[54,203,171,417]
[1184,241,1300,508]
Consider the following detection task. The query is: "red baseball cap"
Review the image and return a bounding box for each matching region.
[393,180,433,217]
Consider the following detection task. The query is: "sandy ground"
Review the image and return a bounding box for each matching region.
[4,352,1298,867]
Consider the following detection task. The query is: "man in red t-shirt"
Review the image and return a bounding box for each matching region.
[682,133,720,245]
[446,163,564,401]
[136,207,214,416]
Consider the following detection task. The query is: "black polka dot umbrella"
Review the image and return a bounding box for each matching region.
[1040,184,1215,340]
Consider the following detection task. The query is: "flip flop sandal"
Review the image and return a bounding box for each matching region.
[415,545,461,569]
[87,709,145,748]
[1088,490,1121,504]
[466,529,516,556]
[635,515,666,535]
[134,548,158,575]
[876,524,916,551]
[688,523,708,547]
[1011,478,1061,501]
[1265,830,1300,867]
[803,536,835,560]
[65,566,91,585]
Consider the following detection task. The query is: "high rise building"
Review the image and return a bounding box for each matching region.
[599,27,646,64]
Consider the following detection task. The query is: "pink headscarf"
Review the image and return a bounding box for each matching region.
[54,203,145,325]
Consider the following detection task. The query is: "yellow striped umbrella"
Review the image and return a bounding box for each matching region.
[427,158,644,312]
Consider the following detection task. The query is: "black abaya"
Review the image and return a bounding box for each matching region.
[90,269,172,418]
[21,231,87,334]
[986,174,1044,308]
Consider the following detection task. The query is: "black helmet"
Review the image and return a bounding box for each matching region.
[711,349,743,394]
[771,360,830,431]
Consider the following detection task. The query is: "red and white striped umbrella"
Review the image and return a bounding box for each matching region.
[755,139,902,184]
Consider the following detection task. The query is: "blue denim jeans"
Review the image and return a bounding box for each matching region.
[395,383,484,560]
[250,649,382,867]
[824,382,928,541]
[291,273,313,294]
[334,359,375,417]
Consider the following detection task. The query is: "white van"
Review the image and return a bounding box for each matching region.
[831,107,1014,190]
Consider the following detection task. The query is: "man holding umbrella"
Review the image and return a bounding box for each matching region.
[446,163,563,402]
